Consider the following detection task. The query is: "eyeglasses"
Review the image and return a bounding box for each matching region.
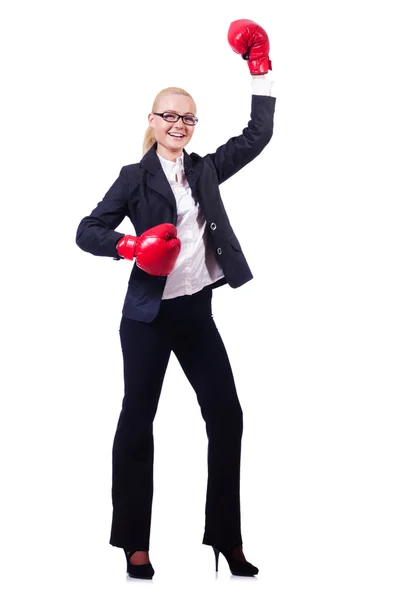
[153,112,199,126]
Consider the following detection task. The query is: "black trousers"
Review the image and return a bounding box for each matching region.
[109,285,244,551]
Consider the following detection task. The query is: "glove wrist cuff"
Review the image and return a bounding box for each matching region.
[117,235,137,260]
[247,57,272,75]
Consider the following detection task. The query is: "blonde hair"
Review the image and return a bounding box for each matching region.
[142,87,196,156]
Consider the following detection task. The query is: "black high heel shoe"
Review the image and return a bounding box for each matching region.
[123,549,155,579]
[212,545,259,576]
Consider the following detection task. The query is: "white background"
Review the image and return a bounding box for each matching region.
[1,0,396,598]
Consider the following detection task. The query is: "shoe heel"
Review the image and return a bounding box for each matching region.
[210,545,259,577]
[212,546,220,572]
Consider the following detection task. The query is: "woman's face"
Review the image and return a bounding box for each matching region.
[148,94,197,159]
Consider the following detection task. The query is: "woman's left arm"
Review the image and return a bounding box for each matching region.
[204,76,276,185]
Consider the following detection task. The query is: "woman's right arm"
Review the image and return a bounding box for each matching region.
[75,166,129,260]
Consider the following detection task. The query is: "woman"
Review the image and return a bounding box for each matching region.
[75,19,276,579]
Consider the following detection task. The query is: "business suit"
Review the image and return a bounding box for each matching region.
[75,93,276,552]
[75,94,276,323]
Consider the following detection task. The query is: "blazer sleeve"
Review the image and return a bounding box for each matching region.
[203,94,276,185]
[75,166,129,259]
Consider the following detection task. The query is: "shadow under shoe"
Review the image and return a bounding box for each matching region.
[212,545,259,576]
[123,549,155,579]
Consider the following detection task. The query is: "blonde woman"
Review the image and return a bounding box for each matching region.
[76,19,276,579]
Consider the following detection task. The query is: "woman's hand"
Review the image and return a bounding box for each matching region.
[227,19,272,75]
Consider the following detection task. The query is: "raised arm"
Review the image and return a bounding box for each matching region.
[204,19,276,185]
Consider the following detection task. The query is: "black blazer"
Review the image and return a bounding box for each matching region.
[76,94,276,322]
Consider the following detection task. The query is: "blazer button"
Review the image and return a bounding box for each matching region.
[216,247,222,255]
[210,222,217,230]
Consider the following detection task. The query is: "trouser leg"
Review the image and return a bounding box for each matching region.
[109,315,171,550]
[171,290,244,548]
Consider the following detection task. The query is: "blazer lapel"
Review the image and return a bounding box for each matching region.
[140,143,203,209]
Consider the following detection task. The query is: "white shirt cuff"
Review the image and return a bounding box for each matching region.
[251,75,275,96]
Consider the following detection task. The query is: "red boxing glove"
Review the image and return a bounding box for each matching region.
[227,19,272,75]
[116,223,181,276]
